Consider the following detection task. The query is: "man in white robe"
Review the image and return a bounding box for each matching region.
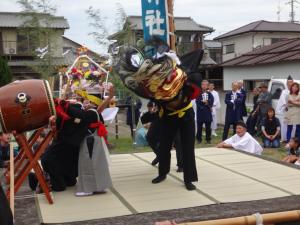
[209,83,221,136]
[217,121,263,155]
[276,76,294,142]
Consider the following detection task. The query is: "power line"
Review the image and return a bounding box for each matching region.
[286,0,300,22]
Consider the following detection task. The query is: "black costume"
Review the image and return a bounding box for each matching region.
[0,184,13,225]
[115,37,203,190]
[41,102,95,191]
[141,109,183,169]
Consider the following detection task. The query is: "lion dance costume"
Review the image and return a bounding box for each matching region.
[115,37,204,190]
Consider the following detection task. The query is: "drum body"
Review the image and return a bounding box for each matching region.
[0,79,56,133]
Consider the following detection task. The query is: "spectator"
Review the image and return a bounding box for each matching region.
[222,82,244,141]
[246,87,260,135]
[0,133,16,168]
[282,137,300,163]
[261,108,281,148]
[256,83,272,130]
[238,80,247,121]
[218,121,263,155]
[126,96,142,138]
[285,82,300,142]
[209,82,221,137]
[276,75,294,143]
[196,80,214,144]
[141,101,160,165]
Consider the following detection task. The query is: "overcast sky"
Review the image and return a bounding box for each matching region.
[0,0,298,53]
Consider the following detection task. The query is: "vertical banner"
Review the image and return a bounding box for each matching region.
[141,0,170,44]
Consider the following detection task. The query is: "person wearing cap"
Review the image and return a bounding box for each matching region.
[217,121,263,155]
[255,83,272,131]
[276,75,294,142]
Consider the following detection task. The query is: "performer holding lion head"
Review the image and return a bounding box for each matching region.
[115,37,203,190]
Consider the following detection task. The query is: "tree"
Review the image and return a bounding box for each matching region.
[0,57,13,87]
[86,4,134,99]
[17,0,59,80]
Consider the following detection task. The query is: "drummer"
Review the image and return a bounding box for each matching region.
[30,85,114,192]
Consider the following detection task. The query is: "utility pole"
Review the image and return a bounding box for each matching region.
[286,0,299,23]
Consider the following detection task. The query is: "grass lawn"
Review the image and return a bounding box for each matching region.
[108,128,288,162]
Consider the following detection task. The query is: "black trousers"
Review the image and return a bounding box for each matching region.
[158,108,198,183]
[174,131,183,168]
[196,121,212,142]
[222,122,236,141]
[0,184,13,225]
[41,140,79,191]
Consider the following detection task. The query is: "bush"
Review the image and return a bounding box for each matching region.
[0,57,12,87]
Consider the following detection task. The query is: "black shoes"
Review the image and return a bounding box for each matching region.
[28,172,38,191]
[176,167,183,173]
[151,157,159,166]
[152,175,166,184]
[185,182,196,191]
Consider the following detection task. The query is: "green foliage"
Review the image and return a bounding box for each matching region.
[17,0,58,79]
[0,57,13,87]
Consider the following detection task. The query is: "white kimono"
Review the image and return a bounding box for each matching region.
[224,132,263,155]
[192,99,198,132]
[276,89,289,141]
[210,90,221,130]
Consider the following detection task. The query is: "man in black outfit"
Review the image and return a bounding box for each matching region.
[153,104,197,190]
[41,102,89,191]
[141,101,160,165]
[141,101,183,172]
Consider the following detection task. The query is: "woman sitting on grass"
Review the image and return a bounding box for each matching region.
[261,107,281,148]
[282,137,300,164]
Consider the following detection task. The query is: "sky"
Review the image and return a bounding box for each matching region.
[0,0,299,54]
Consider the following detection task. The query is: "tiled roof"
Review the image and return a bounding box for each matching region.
[0,12,69,29]
[222,38,300,67]
[127,16,214,33]
[215,20,300,40]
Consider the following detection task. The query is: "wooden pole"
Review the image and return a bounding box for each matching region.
[9,142,14,217]
[167,0,176,51]
[179,210,300,225]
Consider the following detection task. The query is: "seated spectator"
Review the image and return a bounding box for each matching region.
[261,108,281,148]
[217,121,263,155]
[282,137,300,163]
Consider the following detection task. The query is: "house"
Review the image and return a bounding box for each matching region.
[222,38,300,90]
[62,36,106,65]
[0,12,69,79]
[215,20,300,62]
[109,16,214,55]
[204,40,222,64]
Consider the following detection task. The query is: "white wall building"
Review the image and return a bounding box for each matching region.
[215,20,300,62]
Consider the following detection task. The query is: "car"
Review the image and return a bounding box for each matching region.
[268,78,300,114]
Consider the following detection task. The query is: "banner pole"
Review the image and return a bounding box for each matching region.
[167,0,176,51]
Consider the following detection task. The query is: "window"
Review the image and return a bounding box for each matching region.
[224,44,235,54]
[271,38,282,44]
[270,82,284,100]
